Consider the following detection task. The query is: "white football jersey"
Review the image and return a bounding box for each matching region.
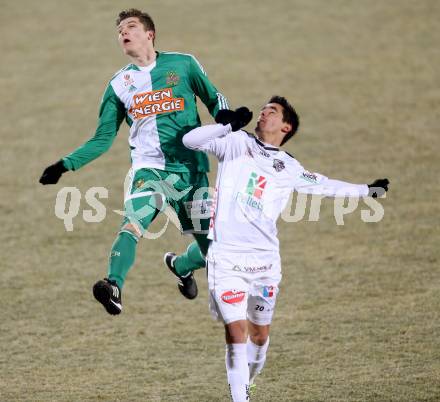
[183,124,368,253]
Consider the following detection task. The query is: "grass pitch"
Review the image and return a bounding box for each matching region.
[1,0,439,400]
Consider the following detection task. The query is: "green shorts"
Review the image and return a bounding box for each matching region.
[122,168,211,236]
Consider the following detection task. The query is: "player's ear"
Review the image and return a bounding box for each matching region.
[281,123,291,134]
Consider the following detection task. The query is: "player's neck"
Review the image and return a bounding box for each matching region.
[256,133,282,148]
[129,48,157,67]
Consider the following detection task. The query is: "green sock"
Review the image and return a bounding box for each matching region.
[108,231,138,289]
[174,241,206,277]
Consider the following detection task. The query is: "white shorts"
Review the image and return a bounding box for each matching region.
[207,246,282,326]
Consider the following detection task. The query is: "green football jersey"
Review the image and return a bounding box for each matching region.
[62,51,228,173]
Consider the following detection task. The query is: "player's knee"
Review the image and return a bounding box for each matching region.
[250,332,269,346]
[225,320,247,344]
[120,223,142,239]
[248,323,270,345]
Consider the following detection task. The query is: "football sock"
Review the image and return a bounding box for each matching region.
[173,241,206,277]
[193,232,211,255]
[225,343,250,402]
[247,337,269,384]
[107,230,138,289]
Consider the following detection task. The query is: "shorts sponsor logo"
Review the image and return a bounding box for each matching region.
[232,264,272,273]
[129,88,184,120]
[134,178,146,189]
[263,286,275,297]
[221,290,246,304]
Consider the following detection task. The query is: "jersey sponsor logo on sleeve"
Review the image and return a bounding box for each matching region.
[301,171,318,183]
[221,290,246,304]
[128,88,185,120]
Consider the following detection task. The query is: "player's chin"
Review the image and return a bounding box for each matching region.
[124,48,137,57]
[121,43,133,52]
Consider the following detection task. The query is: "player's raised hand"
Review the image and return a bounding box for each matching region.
[368,178,389,198]
[215,107,253,132]
[215,109,236,125]
[39,160,68,185]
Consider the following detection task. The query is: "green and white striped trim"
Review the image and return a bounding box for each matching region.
[217,92,229,110]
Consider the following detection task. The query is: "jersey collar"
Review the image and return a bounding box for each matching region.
[254,137,279,152]
[138,61,157,73]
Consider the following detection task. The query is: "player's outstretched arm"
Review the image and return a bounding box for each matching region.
[39,160,68,185]
[215,107,253,132]
[38,84,125,185]
[367,178,390,198]
[293,167,390,198]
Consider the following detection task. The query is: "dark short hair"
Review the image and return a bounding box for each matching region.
[116,9,156,43]
[268,95,299,146]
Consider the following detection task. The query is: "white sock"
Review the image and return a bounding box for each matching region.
[247,337,270,384]
[225,343,250,402]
